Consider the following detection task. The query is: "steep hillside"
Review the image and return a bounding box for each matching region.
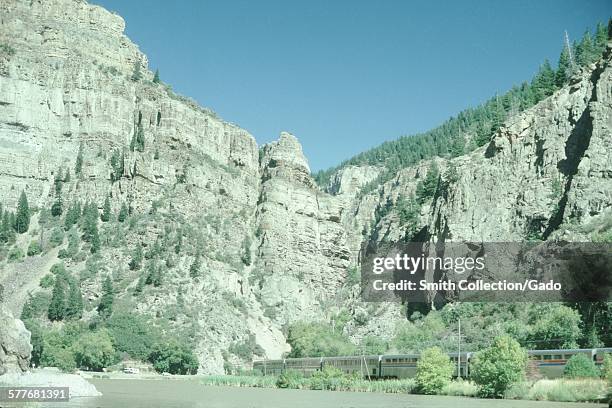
[0,0,356,373]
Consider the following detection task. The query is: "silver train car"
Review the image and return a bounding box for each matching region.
[253,348,611,380]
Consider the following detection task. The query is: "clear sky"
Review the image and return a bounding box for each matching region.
[91,0,609,171]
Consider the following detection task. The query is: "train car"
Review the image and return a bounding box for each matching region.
[284,357,322,377]
[527,349,595,378]
[447,352,472,378]
[379,354,419,379]
[322,355,381,378]
[253,359,285,376]
[594,347,612,367]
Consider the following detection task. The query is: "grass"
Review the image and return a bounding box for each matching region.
[197,374,608,403]
[505,379,608,402]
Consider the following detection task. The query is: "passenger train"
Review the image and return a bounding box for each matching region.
[253,348,612,379]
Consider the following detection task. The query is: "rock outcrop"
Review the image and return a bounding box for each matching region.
[0,300,31,375]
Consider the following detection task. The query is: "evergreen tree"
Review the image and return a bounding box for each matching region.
[153,69,160,84]
[64,169,71,183]
[133,274,145,295]
[75,143,83,175]
[48,275,66,321]
[101,196,111,222]
[189,253,202,278]
[594,22,607,53]
[54,168,63,196]
[129,245,143,271]
[51,196,63,217]
[98,275,114,318]
[15,190,30,234]
[131,61,142,82]
[556,46,572,87]
[576,30,594,66]
[118,202,129,223]
[65,278,83,320]
[135,123,145,152]
[64,201,81,231]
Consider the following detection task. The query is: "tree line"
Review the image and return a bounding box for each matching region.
[314,22,610,189]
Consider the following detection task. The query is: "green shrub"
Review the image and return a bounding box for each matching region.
[39,274,55,288]
[471,335,527,398]
[564,354,600,378]
[415,346,454,394]
[105,312,158,360]
[603,354,612,383]
[440,379,478,397]
[48,227,65,248]
[287,321,356,357]
[148,342,198,375]
[20,292,51,320]
[72,329,117,371]
[27,240,42,256]
[309,365,346,390]
[8,246,24,262]
[229,334,265,360]
[276,370,304,389]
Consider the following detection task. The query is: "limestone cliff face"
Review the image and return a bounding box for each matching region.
[254,132,351,324]
[339,44,612,250]
[0,0,351,373]
[0,297,31,375]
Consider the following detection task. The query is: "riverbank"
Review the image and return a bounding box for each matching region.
[194,374,608,403]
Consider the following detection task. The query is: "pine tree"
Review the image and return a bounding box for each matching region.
[118,202,129,223]
[129,245,143,270]
[101,196,111,222]
[51,196,63,217]
[576,30,594,66]
[65,278,83,320]
[556,46,571,87]
[189,253,202,278]
[75,143,84,175]
[64,201,80,231]
[131,61,142,82]
[98,275,114,318]
[48,276,66,321]
[64,169,71,183]
[153,69,160,84]
[133,274,145,295]
[135,123,145,152]
[90,225,100,254]
[595,22,607,53]
[54,168,63,195]
[15,191,30,234]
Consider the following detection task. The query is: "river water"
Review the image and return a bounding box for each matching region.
[47,379,607,408]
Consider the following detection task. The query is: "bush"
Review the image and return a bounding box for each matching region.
[105,313,158,361]
[287,322,356,357]
[148,342,198,375]
[27,241,42,256]
[20,292,51,320]
[276,370,305,389]
[309,365,346,390]
[505,379,607,402]
[564,354,600,378]
[39,274,55,288]
[471,335,527,398]
[72,330,117,371]
[603,354,612,383]
[8,246,24,262]
[229,335,265,361]
[48,227,65,248]
[415,346,454,394]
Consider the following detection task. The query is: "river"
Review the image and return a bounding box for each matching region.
[48,379,607,408]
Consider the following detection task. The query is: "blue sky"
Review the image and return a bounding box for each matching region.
[92,0,609,171]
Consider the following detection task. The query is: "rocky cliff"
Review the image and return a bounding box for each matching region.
[0,0,356,373]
